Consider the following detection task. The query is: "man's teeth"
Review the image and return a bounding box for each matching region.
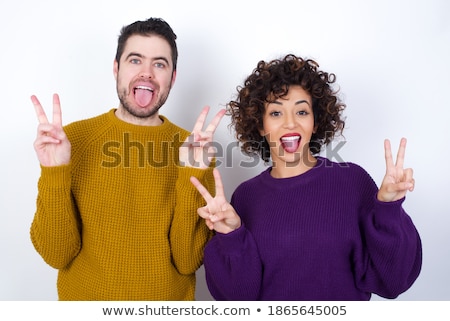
[281,136,300,142]
[135,86,153,91]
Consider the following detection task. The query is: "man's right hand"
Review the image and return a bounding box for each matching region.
[32,93,71,167]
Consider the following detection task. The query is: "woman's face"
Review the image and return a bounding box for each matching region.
[260,85,316,176]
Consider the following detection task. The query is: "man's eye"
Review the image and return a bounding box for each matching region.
[155,62,165,68]
[130,59,140,64]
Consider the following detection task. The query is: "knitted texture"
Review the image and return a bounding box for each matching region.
[204,157,422,300]
[31,109,214,300]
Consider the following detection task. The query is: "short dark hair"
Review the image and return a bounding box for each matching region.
[115,17,178,70]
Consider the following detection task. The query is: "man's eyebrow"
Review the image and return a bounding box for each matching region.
[125,52,144,60]
[153,56,170,65]
[124,52,170,65]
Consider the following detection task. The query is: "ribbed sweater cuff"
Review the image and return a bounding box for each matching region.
[373,195,406,225]
[213,224,247,255]
[39,164,72,188]
[177,165,212,184]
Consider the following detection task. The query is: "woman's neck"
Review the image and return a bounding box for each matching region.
[270,154,317,178]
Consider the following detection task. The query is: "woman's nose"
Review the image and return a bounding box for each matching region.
[283,114,295,129]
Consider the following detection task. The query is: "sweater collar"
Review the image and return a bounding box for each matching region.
[107,108,174,134]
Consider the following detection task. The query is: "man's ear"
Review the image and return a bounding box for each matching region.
[170,70,177,88]
[113,60,119,80]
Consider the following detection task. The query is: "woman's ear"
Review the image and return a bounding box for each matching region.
[259,127,265,137]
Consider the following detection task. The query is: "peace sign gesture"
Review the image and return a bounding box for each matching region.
[179,106,226,169]
[377,138,415,202]
[32,93,71,167]
[190,168,241,234]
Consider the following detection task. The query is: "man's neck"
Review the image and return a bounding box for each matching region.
[115,107,163,126]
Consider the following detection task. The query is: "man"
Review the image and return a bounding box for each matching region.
[30,17,224,300]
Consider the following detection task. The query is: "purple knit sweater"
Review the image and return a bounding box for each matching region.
[203,157,422,300]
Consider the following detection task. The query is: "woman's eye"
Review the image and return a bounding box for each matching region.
[269,111,281,117]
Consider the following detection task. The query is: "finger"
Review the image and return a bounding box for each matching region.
[404,168,414,191]
[193,131,213,142]
[190,175,214,202]
[395,137,407,169]
[384,139,394,171]
[181,133,200,149]
[197,208,215,230]
[204,108,226,134]
[52,93,63,127]
[34,135,61,146]
[191,106,210,133]
[36,123,58,138]
[196,206,211,220]
[209,210,229,223]
[212,168,226,199]
[391,182,411,194]
[37,123,55,134]
[205,219,214,230]
[31,95,49,124]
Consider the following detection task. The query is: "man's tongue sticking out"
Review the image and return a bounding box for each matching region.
[135,87,153,107]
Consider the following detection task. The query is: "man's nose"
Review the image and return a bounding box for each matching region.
[139,64,154,79]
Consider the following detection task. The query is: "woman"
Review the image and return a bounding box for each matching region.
[190,54,422,300]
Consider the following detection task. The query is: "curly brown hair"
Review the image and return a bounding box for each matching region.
[228,54,346,162]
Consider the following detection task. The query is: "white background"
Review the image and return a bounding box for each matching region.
[1,0,449,301]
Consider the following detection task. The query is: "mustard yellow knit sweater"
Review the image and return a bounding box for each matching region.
[30,109,214,300]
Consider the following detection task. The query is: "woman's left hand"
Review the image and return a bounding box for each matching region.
[377,137,415,202]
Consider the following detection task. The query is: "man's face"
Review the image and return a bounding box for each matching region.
[113,34,176,120]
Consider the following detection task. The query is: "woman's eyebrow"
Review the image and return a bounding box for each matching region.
[270,99,311,106]
[295,100,311,106]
